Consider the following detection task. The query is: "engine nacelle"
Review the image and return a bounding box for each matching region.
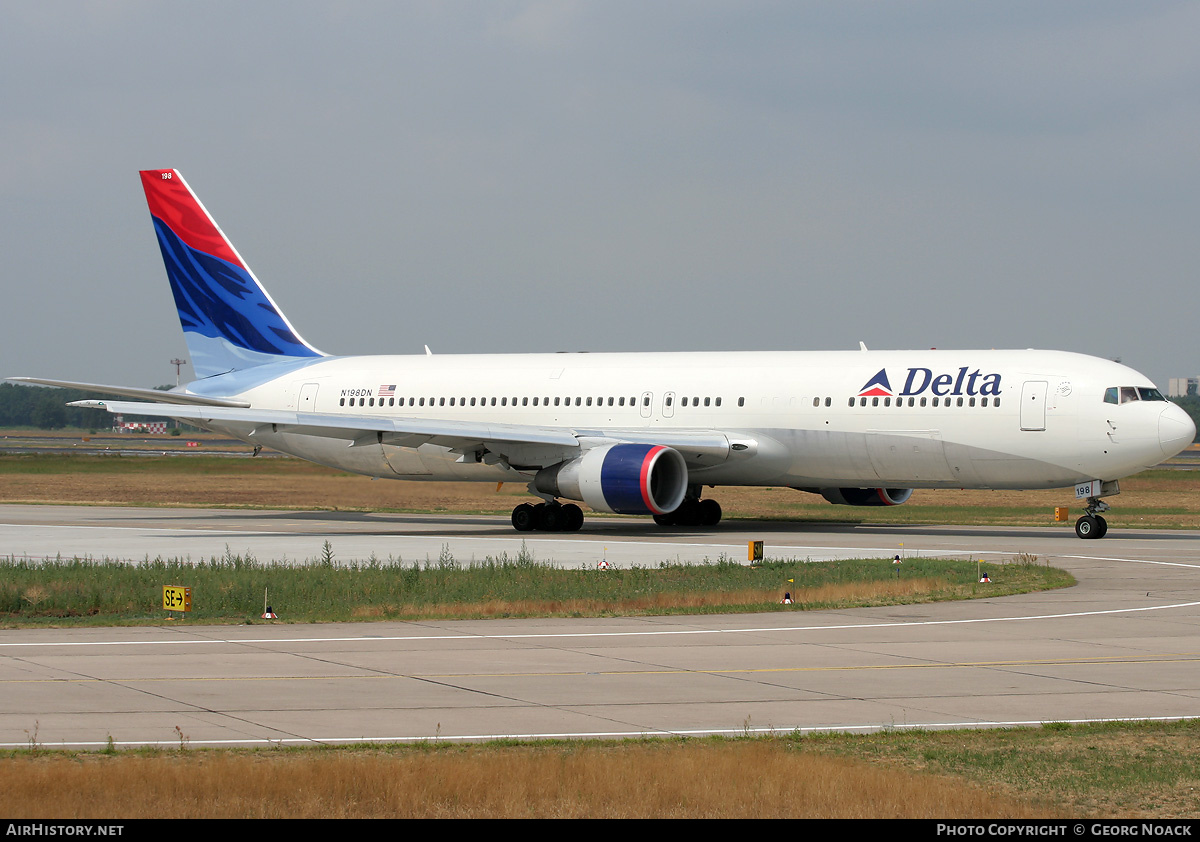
[534,443,689,515]
[817,487,914,507]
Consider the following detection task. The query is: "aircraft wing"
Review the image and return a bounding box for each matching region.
[70,400,735,467]
[9,377,251,408]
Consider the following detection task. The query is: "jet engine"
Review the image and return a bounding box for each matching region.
[534,443,689,515]
[811,487,915,506]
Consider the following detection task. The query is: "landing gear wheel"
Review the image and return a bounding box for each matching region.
[1075,515,1103,539]
[511,500,586,532]
[655,498,722,528]
[698,498,722,526]
[562,503,584,532]
[536,503,565,532]
[1075,495,1112,539]
[512,503,536,532]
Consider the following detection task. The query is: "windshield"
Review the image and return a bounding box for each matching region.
[1104,386,1167,404]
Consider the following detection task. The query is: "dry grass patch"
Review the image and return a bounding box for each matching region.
[0,741,1063,819]
[349,580,953,620]
[2,454,1196,530]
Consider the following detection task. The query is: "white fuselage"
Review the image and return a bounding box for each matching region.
[184,348,1193,492]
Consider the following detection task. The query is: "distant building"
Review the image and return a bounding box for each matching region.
[1168,377,1200,398]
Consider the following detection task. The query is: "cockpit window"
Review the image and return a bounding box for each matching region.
[1106,386,1167,404]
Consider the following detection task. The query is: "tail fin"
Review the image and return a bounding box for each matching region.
[139,169,324,379]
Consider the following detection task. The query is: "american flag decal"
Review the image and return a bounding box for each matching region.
[379,385,396,397]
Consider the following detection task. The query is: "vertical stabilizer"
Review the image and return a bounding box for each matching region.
[140,169,324,378]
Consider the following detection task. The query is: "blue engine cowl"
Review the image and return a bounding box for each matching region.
[534,443,689,515]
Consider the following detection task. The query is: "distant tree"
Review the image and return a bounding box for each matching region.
[0,383,161,430]
[31,400,67,430]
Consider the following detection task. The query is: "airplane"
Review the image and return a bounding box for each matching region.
[9,169,1195,540]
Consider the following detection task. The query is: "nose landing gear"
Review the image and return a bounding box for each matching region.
[1075,496,1110,539]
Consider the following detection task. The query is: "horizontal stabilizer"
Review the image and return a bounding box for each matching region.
[8,377,250,408]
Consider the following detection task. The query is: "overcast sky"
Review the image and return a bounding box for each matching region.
[2,1,1196,389]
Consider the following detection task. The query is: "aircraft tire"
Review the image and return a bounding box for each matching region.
[538,504,565,532]
[562,504,584,532]
[699,499,722,526]
[1075,515,1102,539]
[512,504,537,532]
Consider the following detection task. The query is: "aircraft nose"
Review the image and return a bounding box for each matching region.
[1159,404,1196,458]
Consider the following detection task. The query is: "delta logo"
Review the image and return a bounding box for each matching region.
[858,367,1003,398]
[858,369,894,397]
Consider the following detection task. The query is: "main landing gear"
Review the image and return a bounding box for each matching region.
[653,496,722,527]
[511,501,584,532]
[1075,496,1110,540]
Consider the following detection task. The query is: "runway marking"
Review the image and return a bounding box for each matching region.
[2,714,1200,750]
[2,598,1198,649]
[2,652,1197,684]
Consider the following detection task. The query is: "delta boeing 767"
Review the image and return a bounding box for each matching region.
[10,170,1195,538]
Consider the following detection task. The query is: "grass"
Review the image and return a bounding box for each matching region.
[801,719,1200,818]
[0,552,1073,627]
[3,722,1197,818]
